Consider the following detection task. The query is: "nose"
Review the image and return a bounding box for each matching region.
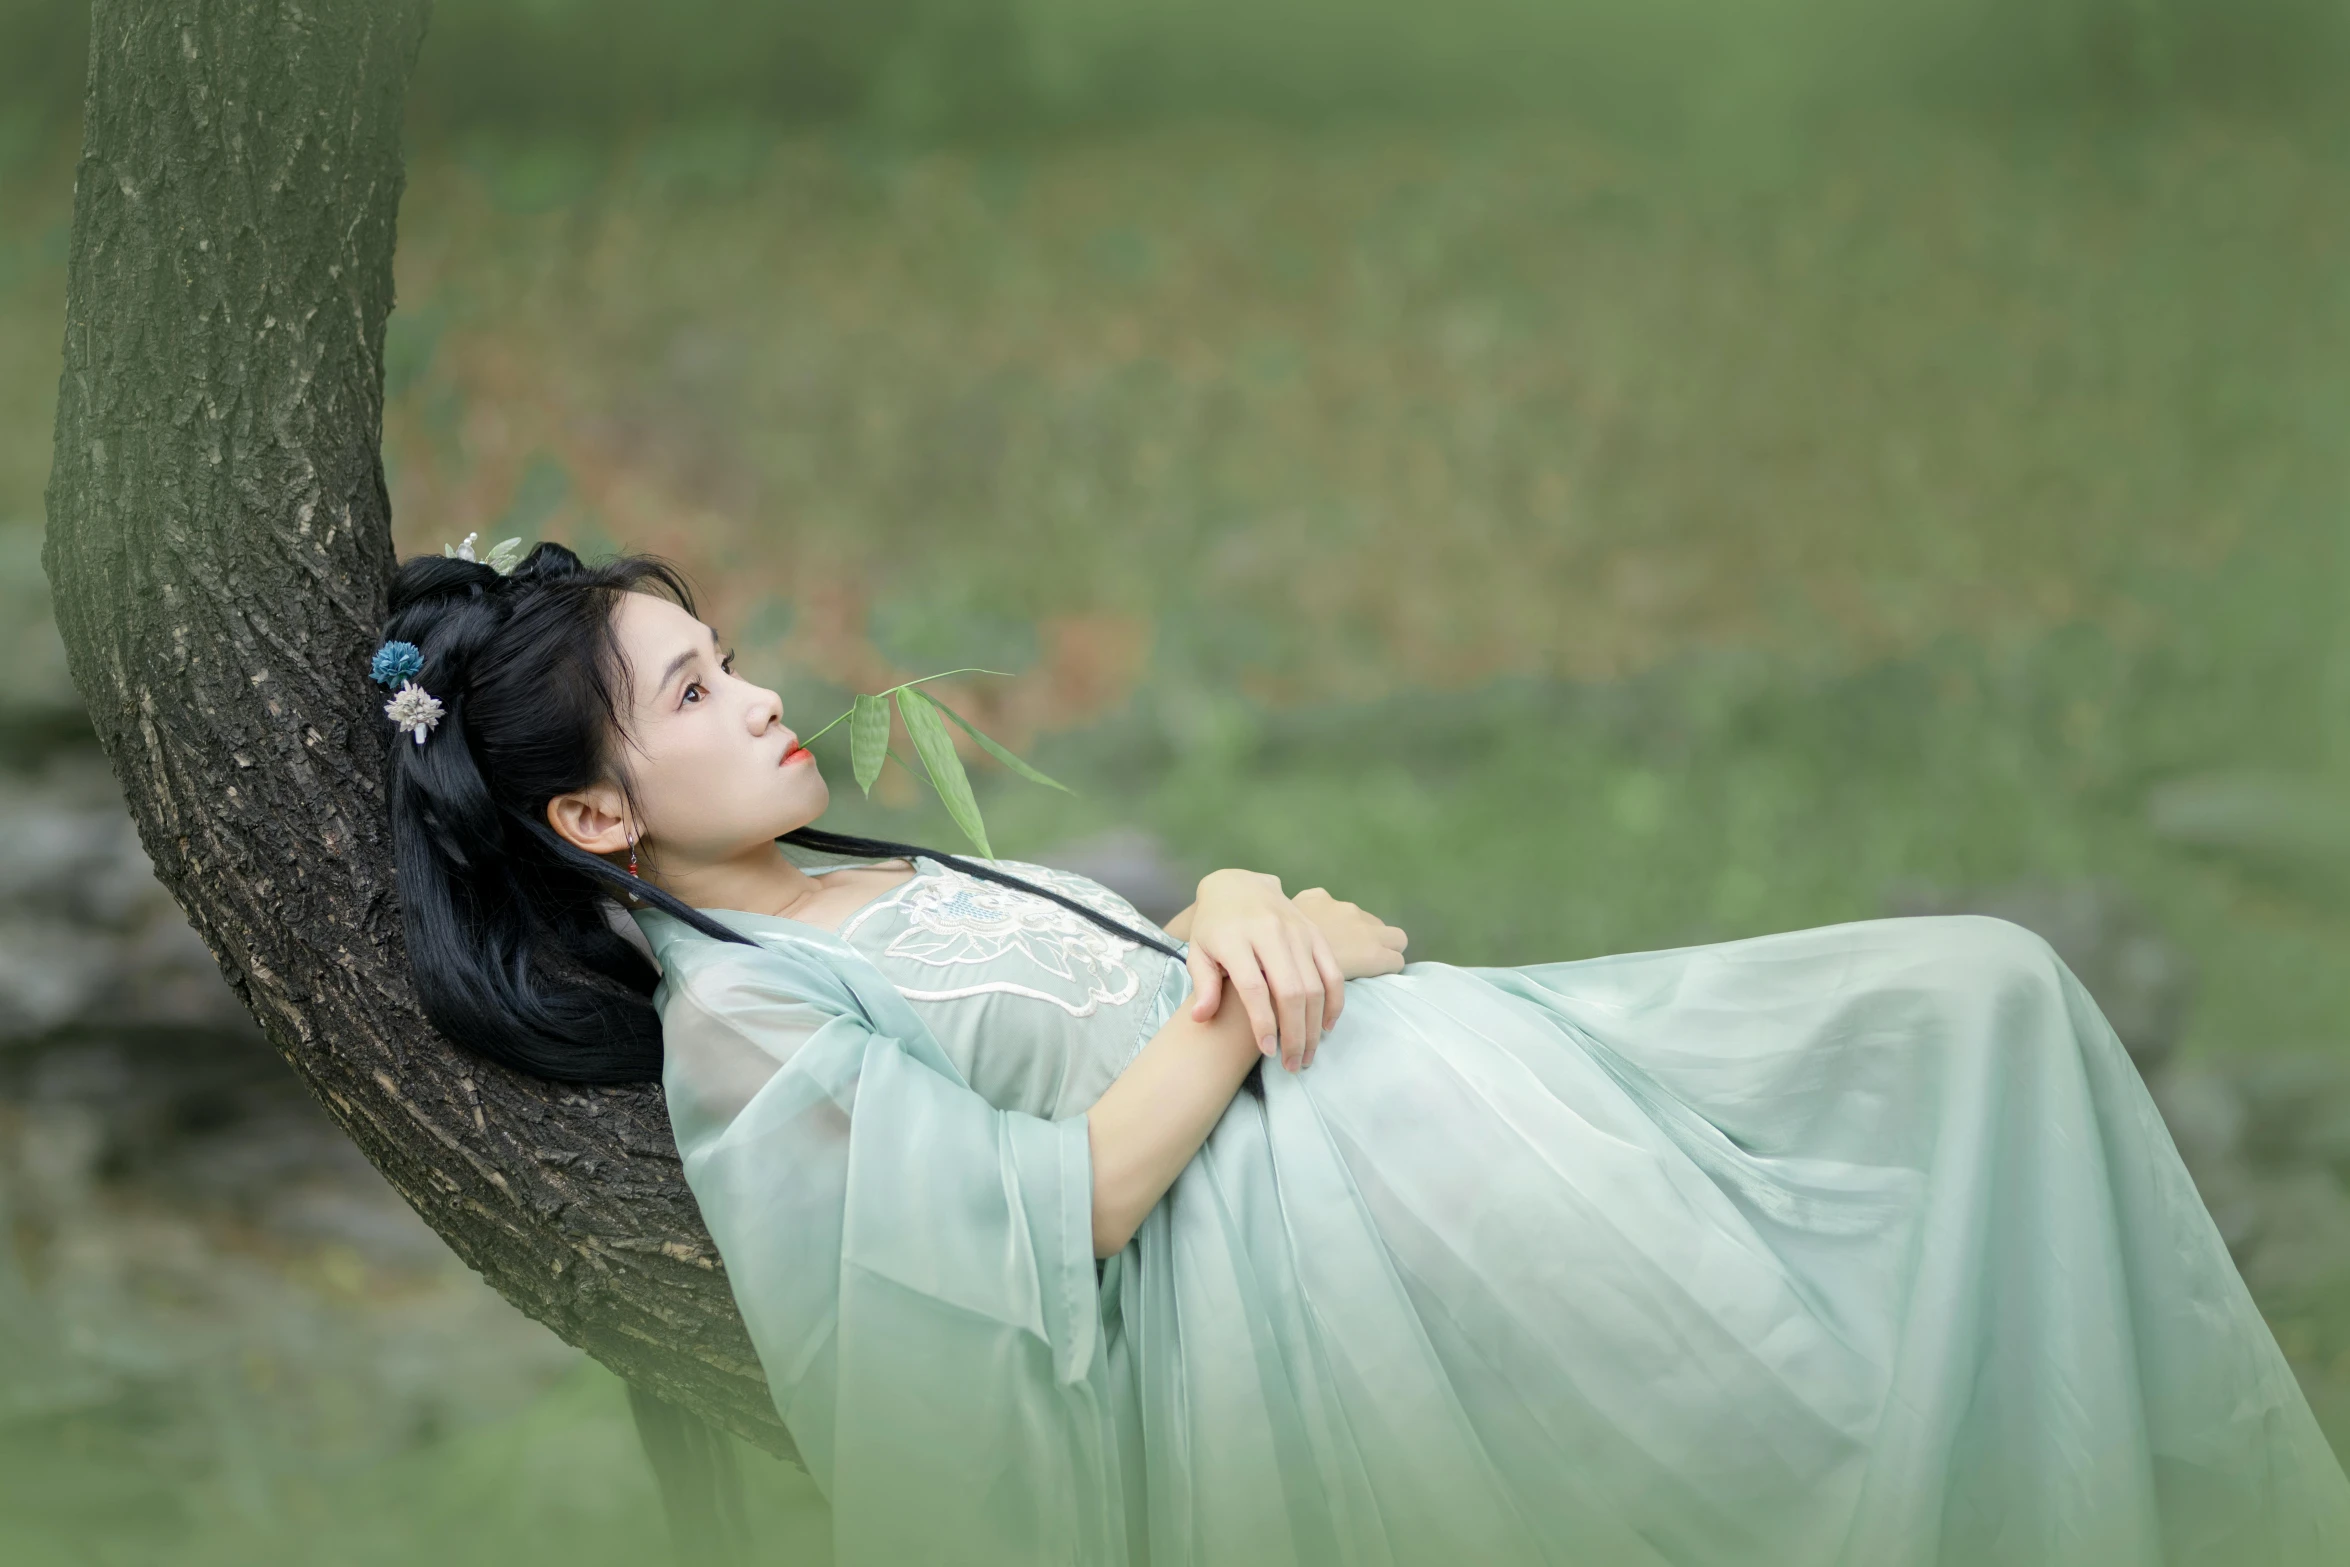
[746,681,783,734]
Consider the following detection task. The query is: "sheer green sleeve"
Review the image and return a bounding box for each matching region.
[650,929,1128,1565]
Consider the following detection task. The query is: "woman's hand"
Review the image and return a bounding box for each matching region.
[1291,888,1408,988]
[1182,869,1346,1074]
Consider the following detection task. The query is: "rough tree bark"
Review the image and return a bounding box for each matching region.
[41,0,796,1463]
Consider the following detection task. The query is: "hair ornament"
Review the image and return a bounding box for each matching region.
[384,681,446,746]
[445,532,526,574]
[369,639,425,688]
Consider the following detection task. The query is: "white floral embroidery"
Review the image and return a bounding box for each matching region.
[841,860,1148,1018]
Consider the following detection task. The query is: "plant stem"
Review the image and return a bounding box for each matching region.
[799,668,1017,749]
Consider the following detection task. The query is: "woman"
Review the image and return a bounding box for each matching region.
[378,542,2350,1567]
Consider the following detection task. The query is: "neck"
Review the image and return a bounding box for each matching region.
[648,838,826,920]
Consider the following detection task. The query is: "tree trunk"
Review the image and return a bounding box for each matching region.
[42,0,794,1463]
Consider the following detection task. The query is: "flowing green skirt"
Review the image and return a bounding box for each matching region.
[1099,915,2350,1566]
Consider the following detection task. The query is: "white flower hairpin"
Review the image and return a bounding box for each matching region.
[383,680,445,746]
[445,532,525,574]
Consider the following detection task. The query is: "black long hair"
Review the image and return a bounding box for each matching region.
[376,541,1184,1085]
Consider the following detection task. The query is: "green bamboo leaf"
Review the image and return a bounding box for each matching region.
[925,696,1073,794]
[895,686,994,859]
[849,693,890,796]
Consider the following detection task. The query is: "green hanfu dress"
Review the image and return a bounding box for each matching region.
[634,854,2350,1567]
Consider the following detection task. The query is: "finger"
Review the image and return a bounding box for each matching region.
[1381,924,1409,951]
[1284,936,1324,1065]
[1187,948,1222,1019]
[1230,965,1280,1058]
[1311,931,1346,1028]
[1295,936,1326,1058]
[1261,943,1309,1070]
[1308,944,1345,1068]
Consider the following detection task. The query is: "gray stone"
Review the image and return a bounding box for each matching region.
[2146,770,2350,868]
[2231,1054,2350,1171]
[0,519,78,730]
[2151,1063,2246,1173]
[2239,1169,2350,1302]
[0,756,257,1041]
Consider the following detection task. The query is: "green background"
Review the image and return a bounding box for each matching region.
[4,0,2350,1560]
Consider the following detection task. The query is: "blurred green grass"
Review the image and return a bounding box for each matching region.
[13,0,2347,138]
[7,7,2350,1551]
[368,112,2350,1061]
[0,1359,829,1567]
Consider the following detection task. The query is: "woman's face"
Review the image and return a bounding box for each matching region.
[598,589,827,871]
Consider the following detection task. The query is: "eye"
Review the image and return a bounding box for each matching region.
[681,678,708,705]
[720,649,736,676]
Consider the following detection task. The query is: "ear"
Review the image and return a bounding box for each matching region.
[546,781,635,858]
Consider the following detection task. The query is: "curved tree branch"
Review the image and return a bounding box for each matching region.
[41,0,793,1462]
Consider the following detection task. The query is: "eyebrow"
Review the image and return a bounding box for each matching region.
[654,626,722,701]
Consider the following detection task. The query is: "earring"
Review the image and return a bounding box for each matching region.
[627,835,639,878]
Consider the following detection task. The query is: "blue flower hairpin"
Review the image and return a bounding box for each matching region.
[370,640,423,687]
[370,640,444,746]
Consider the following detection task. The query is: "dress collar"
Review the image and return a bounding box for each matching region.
[632,898,972,1088]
